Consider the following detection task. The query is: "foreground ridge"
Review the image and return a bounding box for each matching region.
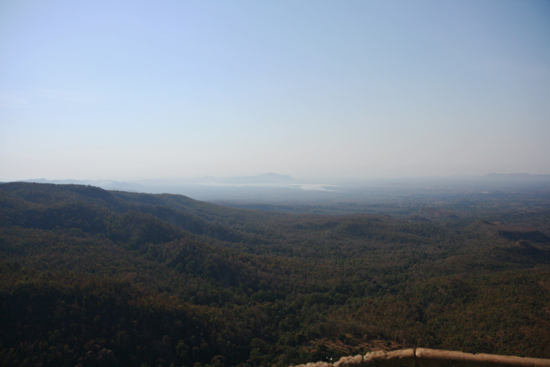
[291,348,550,367]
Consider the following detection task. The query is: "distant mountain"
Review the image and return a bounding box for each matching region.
[485,173,550,179]
[19,173,297,190]
[22,178,143,191]
[219,172,295,185]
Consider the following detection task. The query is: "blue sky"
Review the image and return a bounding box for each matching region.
[1,0,549,181]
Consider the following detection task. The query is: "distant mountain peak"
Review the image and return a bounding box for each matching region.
[486,173,531,178]
[485,173,550,180]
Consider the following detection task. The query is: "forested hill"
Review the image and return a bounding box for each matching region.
[1,182,550,367]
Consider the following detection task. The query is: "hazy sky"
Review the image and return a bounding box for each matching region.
[1,0,549,181]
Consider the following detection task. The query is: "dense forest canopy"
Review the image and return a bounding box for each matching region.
[1,182,550,367]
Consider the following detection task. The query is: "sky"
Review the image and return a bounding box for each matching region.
[1,0,549,182]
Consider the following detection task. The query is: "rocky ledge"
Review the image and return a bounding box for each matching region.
[291,348,550,367]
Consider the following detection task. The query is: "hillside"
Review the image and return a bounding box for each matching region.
[1,182,550,367]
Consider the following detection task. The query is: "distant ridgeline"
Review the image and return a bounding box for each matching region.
[1,182,550,367]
